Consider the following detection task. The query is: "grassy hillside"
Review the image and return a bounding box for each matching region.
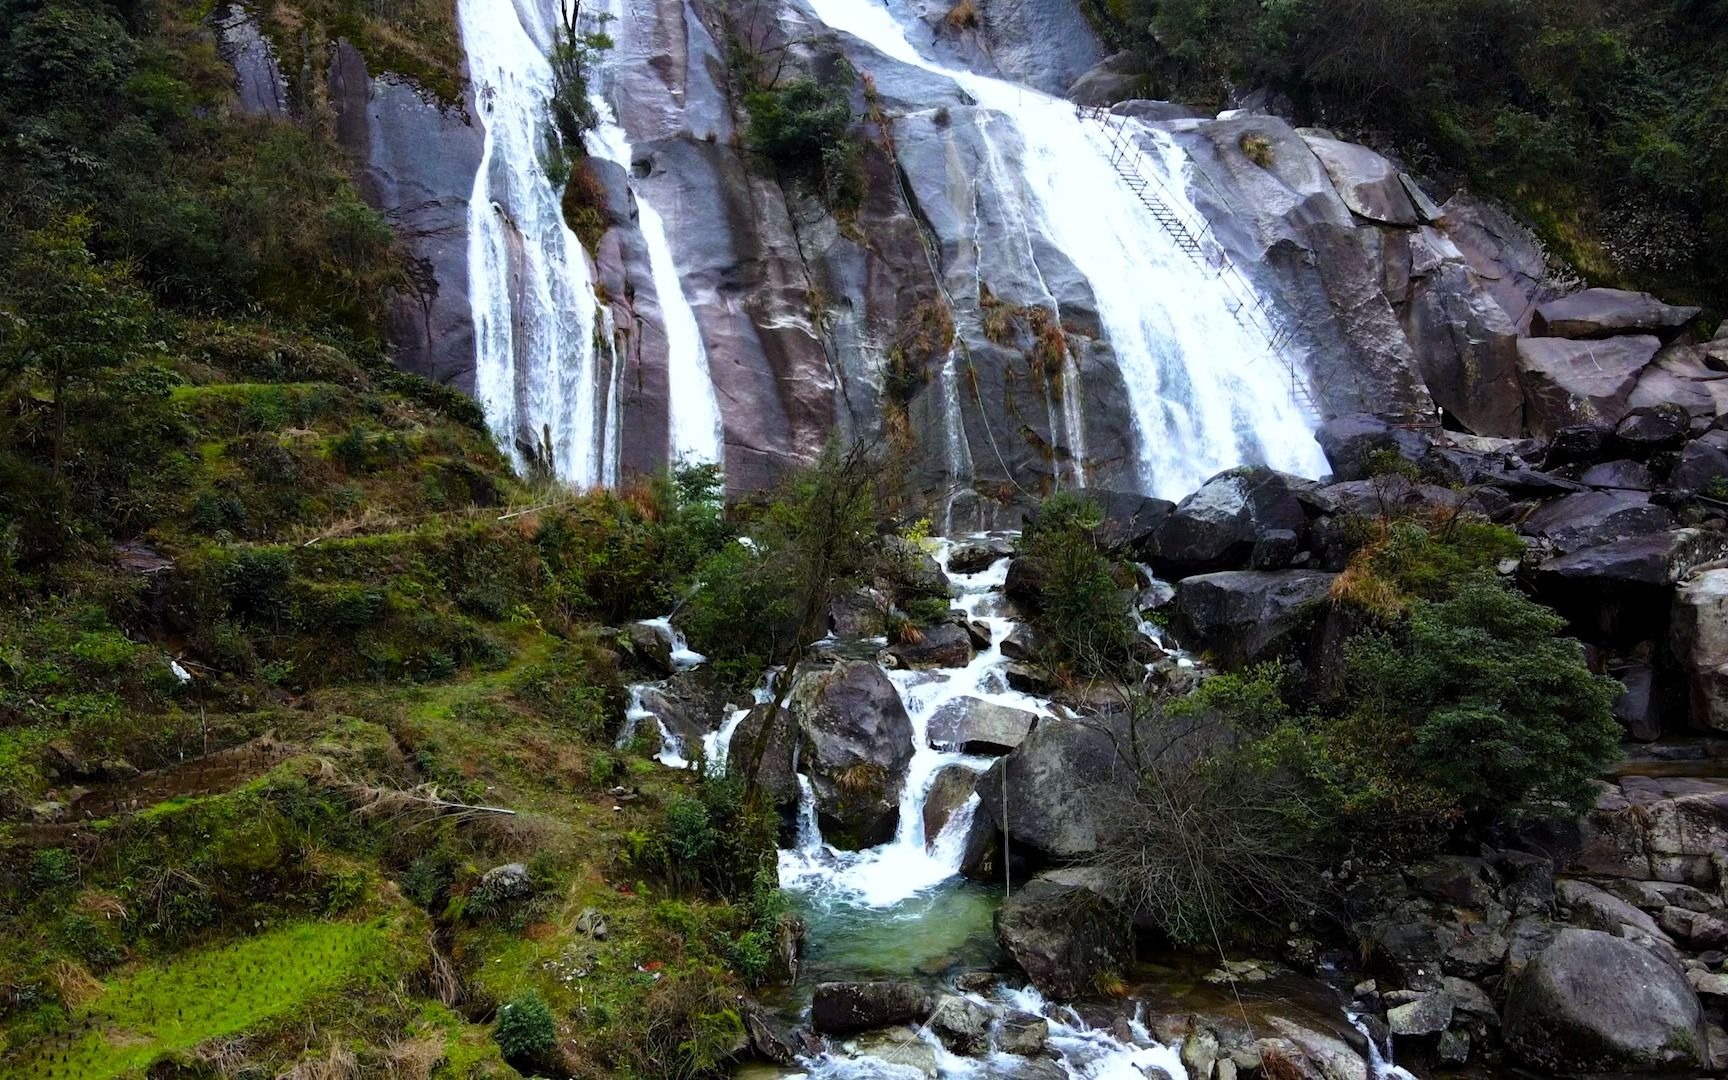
[0,1,789,1074]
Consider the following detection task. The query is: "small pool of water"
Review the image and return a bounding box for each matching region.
[761,878,1003,1017]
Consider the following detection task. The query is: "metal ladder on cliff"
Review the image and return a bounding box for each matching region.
[1078,106,1320,416]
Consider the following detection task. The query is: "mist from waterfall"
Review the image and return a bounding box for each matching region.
[803,0,1328,499]
[460,0,616,487]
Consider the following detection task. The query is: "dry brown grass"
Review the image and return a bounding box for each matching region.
[47,960,105,1009]
[835,762,888,795]
[384,1037,444,1080]
[946,0,980,29]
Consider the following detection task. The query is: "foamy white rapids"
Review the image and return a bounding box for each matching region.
[790,986,1189,1079]
[460,0,616,486]
[801,0,1327,499]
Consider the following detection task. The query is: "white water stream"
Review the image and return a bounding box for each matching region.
[461,0,615,486]
[461,0,723,485]
[588,0,725,466]
[625,540,1198,1078]
[802,0,1328,499]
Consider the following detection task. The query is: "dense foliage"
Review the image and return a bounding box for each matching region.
[1089,0,1728,306]
[1087,505,1620,944]
[1016,492,1140,680]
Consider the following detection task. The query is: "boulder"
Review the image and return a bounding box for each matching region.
[1146,467,1310,577]
[1503,928,1705,1074]
[1051,489,1173,556]
[626,620,676,675]
[947,538,1014,575]
[792,662,915,848]
[974,717,1127,861]
[996,1010,1049,1056]
[1628,342,1728,420]
[1438,192,1564,331]
[1530,528,1728,645]
[927,697,1039,754]
[1533,287,1700,341]
[928,994,994,1054]
[1612,663,1663,741]
[884,535,951,600]
[994,868,1130,998]
[849,1028,938,1077]
[921,764,979,844]
[729,704,801,815]
[1670,440,1728,493]
[1313,413,1433,482]
[1580,458,1655,490]
[1003,557,1045,612]
[1544,424,1612,468]
[1612,403,1690,454]
[1172,570,1336,668]
[1569,776,1728,885]
[888,622,975,669]
[1556,879,1674,950]
[1000,623,1041,662]
[1401,231,1527,436]
[1387,991,1452,1037]
[830,589,887,638]
[1516,335,1661,438]
[1517,490,1672,555]
[810,981,935,1034]
[1301,136,1419,226]
[1672,569,1728,731]
[1066,51,1144,107]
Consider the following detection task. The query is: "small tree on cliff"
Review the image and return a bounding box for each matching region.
[732,438,891,801]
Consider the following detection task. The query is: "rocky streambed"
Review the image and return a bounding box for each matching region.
[611,395,1728,1078]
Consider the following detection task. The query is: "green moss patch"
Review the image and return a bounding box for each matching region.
[8,920,392,1079]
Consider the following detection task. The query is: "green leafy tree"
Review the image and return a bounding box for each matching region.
[0,213,153,482]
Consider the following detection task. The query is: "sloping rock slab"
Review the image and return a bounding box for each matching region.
[1516,335,1660,438]
[1533,287,1700,341]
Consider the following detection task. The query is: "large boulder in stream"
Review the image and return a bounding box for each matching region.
[791,661,915,849]
[927,697,1038,754]
[810,981,935,1034]
[1145,467,1312,577]
[994,868,1131,999]
[1503,928,1705,1074]
[973,717,1128,861]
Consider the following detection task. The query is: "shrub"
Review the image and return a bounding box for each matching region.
[1329,571,1620,829]
[1019,492,1138,678]
[494,989,557,1067]
[29,848,78,890]
[743,72,863,208]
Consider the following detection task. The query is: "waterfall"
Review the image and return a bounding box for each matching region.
[588,0,725,467]
[460,0,617,487]
[802,0,1328,500]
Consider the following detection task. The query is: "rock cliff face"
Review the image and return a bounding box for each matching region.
[226,0,1717,513]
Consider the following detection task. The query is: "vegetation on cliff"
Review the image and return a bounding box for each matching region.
[1086,0,1728,309]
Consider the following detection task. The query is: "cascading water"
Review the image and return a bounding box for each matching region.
[777,550,1046,907]
[587,0,725,467]
[802,0,1328,500]
[460,0,618,487]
